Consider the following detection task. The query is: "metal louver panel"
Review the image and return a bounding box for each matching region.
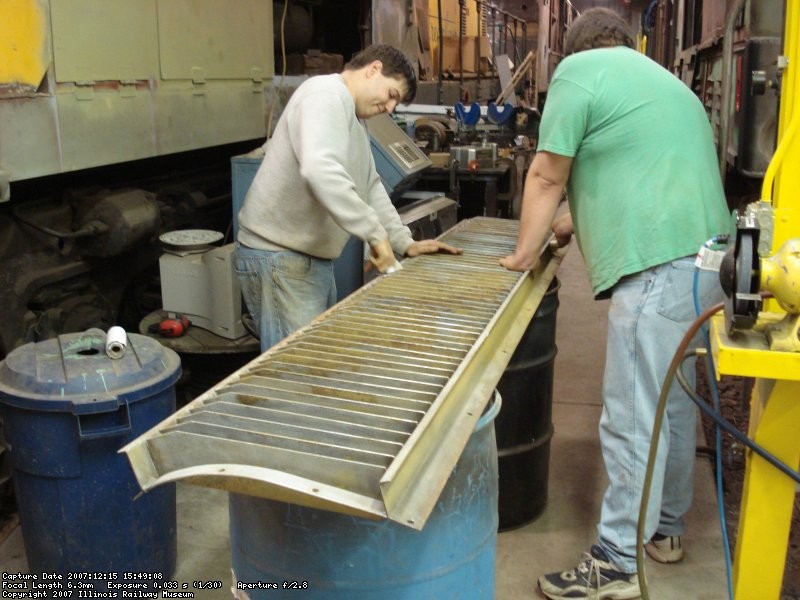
[122,217,563,529]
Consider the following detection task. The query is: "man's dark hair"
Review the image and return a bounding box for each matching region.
[345,44,417,103]
[564,8,635,55]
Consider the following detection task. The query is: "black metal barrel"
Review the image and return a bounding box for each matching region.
[495,277,559,530]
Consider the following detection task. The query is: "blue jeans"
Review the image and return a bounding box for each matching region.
[233,244,336,352]
[596,256,723,573]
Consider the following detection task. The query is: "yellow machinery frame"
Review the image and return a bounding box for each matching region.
[709,2,800,598]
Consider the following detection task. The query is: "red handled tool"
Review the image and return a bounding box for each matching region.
[148,314,191,338]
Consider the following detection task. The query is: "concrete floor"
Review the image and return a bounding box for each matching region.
[0,245,729,599]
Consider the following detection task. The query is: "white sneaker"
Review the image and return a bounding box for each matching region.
[645,534,684,563]
[538,545,641,599]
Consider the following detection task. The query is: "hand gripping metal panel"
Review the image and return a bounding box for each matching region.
[121,217,563,529]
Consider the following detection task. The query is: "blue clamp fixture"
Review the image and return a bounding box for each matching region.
[487,102,515,126]
[454,102,482,126]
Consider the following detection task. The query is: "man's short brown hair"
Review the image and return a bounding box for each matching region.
[564,8,635,55]
[345,44,417,103]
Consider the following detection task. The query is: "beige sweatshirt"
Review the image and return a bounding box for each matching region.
[237,74,413,259]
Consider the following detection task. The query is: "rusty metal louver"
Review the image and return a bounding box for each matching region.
[122,217,562,529]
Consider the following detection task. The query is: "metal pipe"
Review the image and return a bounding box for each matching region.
[719,0,747,183]
[437,0,444,105]
[11,205,109,239]
[459,0,465,101]
[476,0,482,101]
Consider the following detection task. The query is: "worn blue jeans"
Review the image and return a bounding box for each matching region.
[233,244,336,352]
[596,256,723,573]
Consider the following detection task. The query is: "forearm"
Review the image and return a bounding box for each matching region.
[501,151,572,271]
[515,173,564,259]
[365,169,414,255]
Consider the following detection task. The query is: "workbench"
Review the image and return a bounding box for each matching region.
[414,163,513,220]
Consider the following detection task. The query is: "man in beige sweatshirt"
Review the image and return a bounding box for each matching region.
[236,44,460,351]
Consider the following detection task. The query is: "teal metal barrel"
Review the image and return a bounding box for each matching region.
[0,328,181,590]
[229,391,501,599]
[495,278,559,530]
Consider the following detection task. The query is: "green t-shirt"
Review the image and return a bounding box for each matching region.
[538,47,730,296]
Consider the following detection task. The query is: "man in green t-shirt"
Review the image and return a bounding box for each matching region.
[501,8,730,600]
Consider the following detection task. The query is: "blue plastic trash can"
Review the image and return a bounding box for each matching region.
[0,328,181,590]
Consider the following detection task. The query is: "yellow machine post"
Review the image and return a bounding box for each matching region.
[710,2,800,598]
[734,378,800,599]
[710,320,800,599]
[770,0,799,255]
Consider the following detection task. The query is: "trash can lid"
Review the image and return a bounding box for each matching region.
[0,328,181,414]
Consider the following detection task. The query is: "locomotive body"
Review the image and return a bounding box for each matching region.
[643,0,783,202]
[0,0,276,357]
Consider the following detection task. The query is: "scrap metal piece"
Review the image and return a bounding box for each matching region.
[121,217,563,529]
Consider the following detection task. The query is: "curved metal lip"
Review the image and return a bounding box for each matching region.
[141,463,387,520]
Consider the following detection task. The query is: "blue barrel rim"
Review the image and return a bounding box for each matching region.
[0,329,181,413]
[476,389,502,433]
